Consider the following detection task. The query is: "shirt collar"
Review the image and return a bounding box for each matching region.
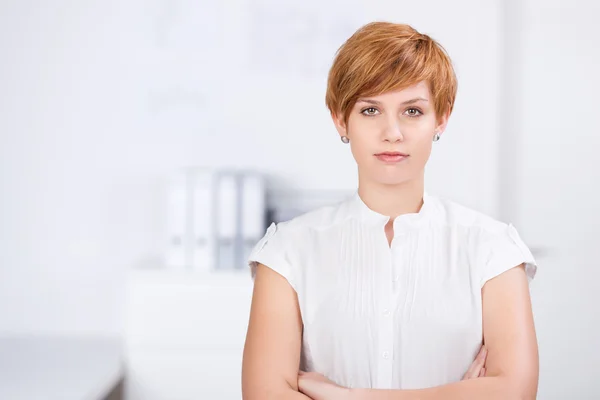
[348,190,435,228]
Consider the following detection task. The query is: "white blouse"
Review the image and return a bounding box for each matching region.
[248,192,537,390]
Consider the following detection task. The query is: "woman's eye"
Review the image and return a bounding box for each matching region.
[361,107,379,116]
[405,108,423,117]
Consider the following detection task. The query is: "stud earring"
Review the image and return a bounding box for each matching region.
[433,132,441,142]
[341,136,350,144]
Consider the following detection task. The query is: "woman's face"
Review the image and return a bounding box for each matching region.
[333,81,448,186]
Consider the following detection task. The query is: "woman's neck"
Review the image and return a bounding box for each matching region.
[357,177,425,219]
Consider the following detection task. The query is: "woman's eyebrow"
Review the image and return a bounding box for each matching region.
[400,97,429,105]
[356,97,429,105]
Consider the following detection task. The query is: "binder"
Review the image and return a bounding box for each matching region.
[165,171,191,269]
[240,173,266,269]
[215,171,239,270]
[190,168,216,272]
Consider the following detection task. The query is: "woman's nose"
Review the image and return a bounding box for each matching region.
[382,119,404,143]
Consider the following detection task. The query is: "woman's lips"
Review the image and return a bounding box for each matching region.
[374,152,409,163]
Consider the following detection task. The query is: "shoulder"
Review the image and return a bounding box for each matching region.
[428,194,538,285]
[247,199,350,287]
[274,198,352,236]
[429,194,510,235]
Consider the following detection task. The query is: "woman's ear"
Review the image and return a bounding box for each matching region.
[331,111,348,139]
[435,111,450,136]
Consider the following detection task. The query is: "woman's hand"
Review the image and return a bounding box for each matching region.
[297,371,349,400]
[462,344,487,379]
[297,345,485,399]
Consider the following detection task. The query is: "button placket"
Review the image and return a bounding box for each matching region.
[376,236,395,389]
[391,230,405,283]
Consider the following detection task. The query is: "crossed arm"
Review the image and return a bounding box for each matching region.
[242,263,539,400]
[242,263,311,399]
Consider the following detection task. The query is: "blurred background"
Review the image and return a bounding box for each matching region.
[0,0,599,399]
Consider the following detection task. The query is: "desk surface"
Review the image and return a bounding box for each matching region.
[0,335,122,400]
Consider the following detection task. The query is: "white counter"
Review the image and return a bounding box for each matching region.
[0,335,123,400]
[124,269,253,400]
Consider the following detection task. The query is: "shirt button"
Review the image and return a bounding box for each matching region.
[383,309,391,317]
[382,351,390,360]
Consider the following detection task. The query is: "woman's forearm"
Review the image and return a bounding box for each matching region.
[286,390,314,400]
[280,390,313,400]
[244,385,314,400]
[348,376,530,400]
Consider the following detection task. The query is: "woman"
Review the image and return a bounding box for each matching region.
[242,22,539,400]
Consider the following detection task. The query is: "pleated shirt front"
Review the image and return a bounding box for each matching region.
[248,192,537,389]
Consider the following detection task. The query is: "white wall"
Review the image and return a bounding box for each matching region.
[514,1,600,398]
[0,0,147,335]
[0,0,502,336]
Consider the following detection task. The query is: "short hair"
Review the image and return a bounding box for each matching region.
[325,22,458,124]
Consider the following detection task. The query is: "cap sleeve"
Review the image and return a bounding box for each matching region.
[248,222,296,290]
[480,223,538,287]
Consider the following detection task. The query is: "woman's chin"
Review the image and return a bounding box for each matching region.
[371,175,414,187]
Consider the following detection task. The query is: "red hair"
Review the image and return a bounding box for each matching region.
[325,22,458,123]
